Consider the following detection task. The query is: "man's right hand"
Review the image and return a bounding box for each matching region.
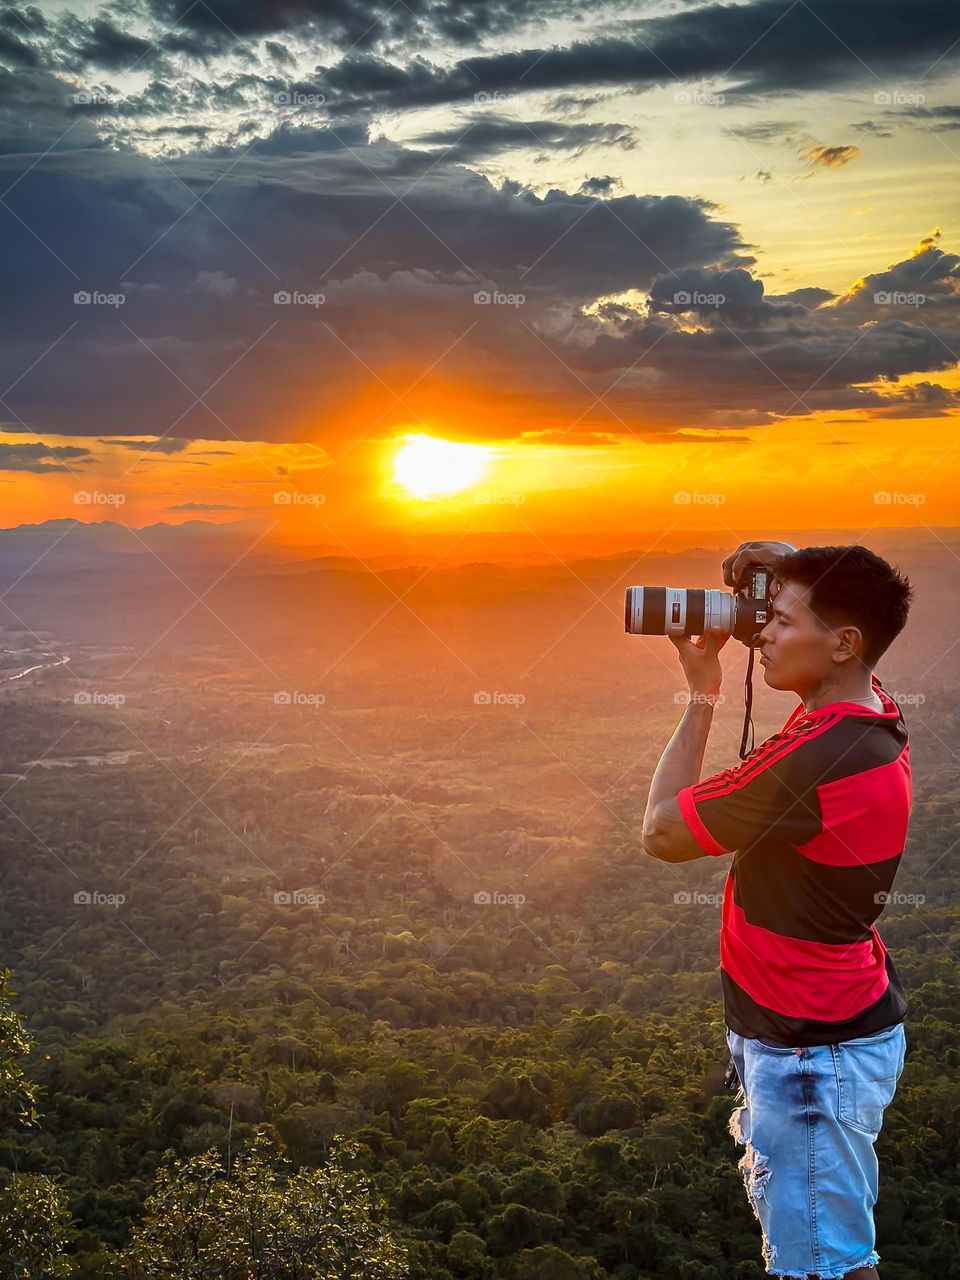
[721,541,798,590]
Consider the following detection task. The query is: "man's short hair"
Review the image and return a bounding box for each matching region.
[776,544,913,668]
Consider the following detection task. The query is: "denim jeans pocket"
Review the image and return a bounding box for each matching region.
[833,1024,905,1136]
[752,1036,798,1054]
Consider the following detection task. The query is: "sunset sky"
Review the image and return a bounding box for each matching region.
[2,0,960,554]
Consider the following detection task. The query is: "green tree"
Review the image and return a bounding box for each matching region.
[117,1129,411,1279]
[0,968,74,1278]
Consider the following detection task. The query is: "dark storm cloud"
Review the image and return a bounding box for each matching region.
[648,266,808,323]
[0,66,106,150]
[565,311,960,419]
[770,286,836,309]
[861,381,960,418]
[829,234,960,318]
[138,0,572,46]
[0,442,93,472]
[408,117,638,163]
[6,0,959,130]
[0,28,40,66]
[1,6,47,37]
[0,5,46,68]
[579,175,620,197]
[71,18,155,70]
[308,0,960,119]
[0,99,957,441]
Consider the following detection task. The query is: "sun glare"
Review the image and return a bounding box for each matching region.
[392,434,491,499]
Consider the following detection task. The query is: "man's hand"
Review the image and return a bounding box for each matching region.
[721,540,798,594]
[669,627,730,699]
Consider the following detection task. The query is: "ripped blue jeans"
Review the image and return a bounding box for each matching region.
[725,1022,906,1279]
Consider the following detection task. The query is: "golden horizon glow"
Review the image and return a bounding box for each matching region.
[391,434,492,500]
[3,390,960,552]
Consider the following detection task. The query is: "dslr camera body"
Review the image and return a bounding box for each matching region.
[624,564,774,648]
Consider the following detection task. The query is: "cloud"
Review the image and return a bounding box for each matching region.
[0,442,93,472]
[0,29,41,67]
[408,117,638,163]
[165,500,246,510]
[857,380,960,418]
[70,17,155,70]
[579,175,621,197]
[904,104,960,132]
[308,0,960,118]
[516,427,623,446]
[99,437,193,453]
[192,269,241,297]
[648,266,788,324]
[851,120,895,137]
[5,0,959,149]
[828,229,960,318]
[724,121,806,144]
[801,143,860,170]
[0,122,757,439]
[0,52,957,448]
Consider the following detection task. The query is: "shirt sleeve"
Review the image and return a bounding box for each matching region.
[677,739,822,856]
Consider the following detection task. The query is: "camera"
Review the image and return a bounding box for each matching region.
[624,564,774,648]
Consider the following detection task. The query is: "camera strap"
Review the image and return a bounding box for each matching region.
[739,646,757,759]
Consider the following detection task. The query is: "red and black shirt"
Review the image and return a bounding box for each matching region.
[677,673,910,1046]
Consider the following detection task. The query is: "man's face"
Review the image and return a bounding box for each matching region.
[756,580,843,693]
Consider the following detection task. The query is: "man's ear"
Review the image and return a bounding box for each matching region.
[833,624,864,664]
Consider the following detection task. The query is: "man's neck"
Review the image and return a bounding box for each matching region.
[803,670,880,714]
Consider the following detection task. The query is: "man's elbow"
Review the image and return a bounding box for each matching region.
[641,821,673,861]
[642,802,702,863]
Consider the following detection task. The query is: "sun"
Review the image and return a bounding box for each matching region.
[392,434,491,499]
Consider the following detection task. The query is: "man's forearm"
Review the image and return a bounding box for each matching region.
[643,699,716,828]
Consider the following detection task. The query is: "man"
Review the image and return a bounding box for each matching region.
[641,542,914,1280]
